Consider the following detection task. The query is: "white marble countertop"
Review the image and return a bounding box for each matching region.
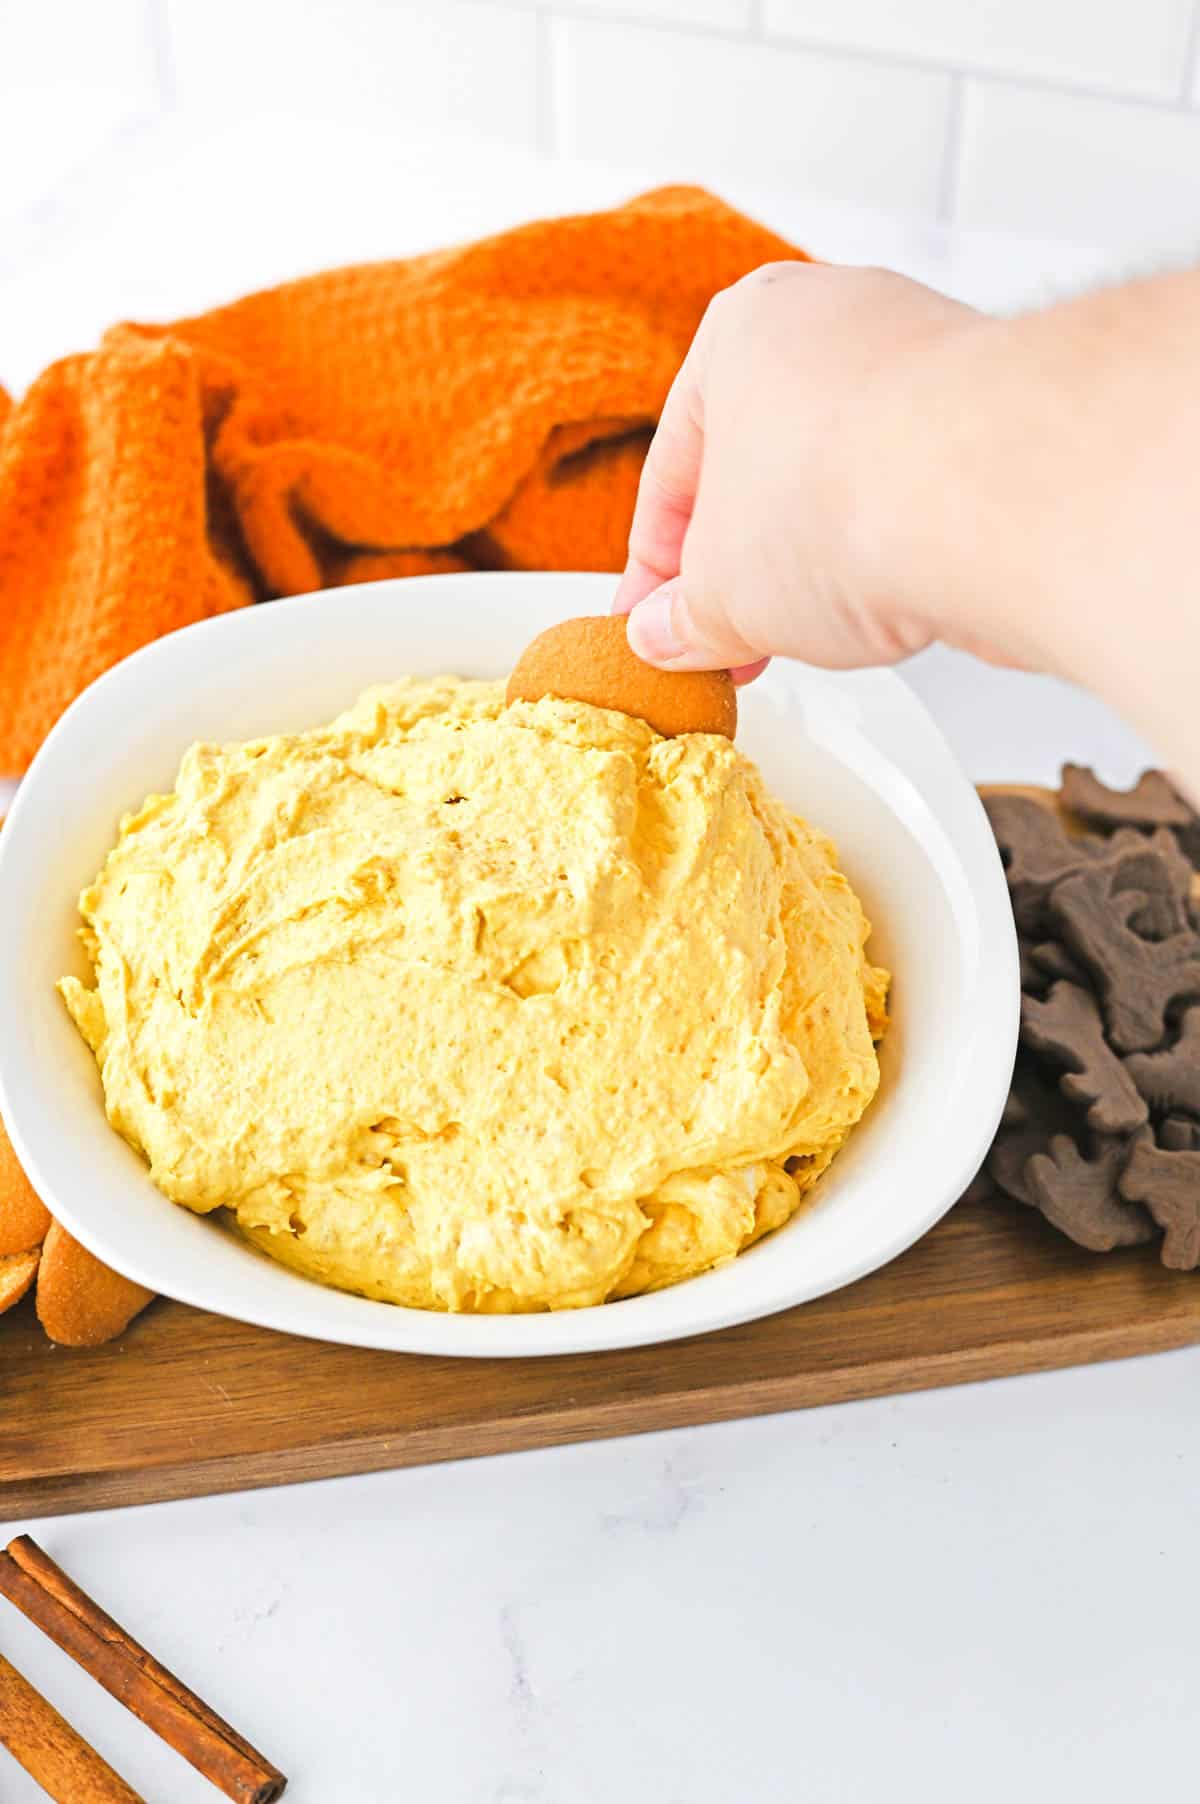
[5,114,1195,1804]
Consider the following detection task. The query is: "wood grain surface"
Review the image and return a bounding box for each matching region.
[5,780,1199,1522]
[4,1198,1200,1520]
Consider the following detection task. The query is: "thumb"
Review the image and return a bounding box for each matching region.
[625,577,763,674]
[612,345,706,618]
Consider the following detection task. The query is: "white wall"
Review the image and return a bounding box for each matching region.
[6,0,1200,252]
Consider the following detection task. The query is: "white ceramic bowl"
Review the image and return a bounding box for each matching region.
[0,572,1017,1356]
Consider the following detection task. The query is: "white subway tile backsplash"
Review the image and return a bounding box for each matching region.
[0,0,162,233]
[957,79,1200,246]
[547,0,753,27]
[164,0,540,147]
[553,17,952,215]
[0,0,160,100]
[10,0,1200,273]
[765,0,1196,101]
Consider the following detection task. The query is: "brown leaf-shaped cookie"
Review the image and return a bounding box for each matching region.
[1029,940,1087,987]
[1107,829,1196,936]
[1159,1115,1200,1151]
[36,1222,155,1347]
[1047,854,1200,1052]
[1026,1131,1156,1251]
[1020,981,1148,1135]
[1174,817,1200,875]
[1124,1005,1200,1118]
[1019,941,1050,996]
[1060,765,1194,832]
[981,770,1200,1263]
[1125,894,1184,941]
[982,794,1100,934]
[960,1166,1005,1207]
[1111,821,1200,929]
[0,1120,51,1256]
[987,1054,1080,1206]
[1119,1138,1200,1270]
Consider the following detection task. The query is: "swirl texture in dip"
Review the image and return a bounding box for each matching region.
[60,678,888,1312]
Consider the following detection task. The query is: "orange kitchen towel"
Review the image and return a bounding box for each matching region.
[0,185,805,773]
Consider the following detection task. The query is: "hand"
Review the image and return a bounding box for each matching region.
[613,263,991,679]
[617,258,1200,801]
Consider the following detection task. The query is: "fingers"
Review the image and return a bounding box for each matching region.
[611,554,666,619]
[617,286,775,672]
[612,330,708,617]
[730,658,770,686]
[625,579,764,672]
[613,262,981,684]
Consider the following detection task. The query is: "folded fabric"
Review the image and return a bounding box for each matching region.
[0,185,804,773]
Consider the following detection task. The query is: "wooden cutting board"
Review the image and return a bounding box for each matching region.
[5,782,1200,1521]
[5,1197,1200,1520]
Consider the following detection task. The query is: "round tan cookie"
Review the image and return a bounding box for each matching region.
[0,1120,51,1256]
[506,615,737,740]
[0,1248,39,1314]
[36,1221,155,1347]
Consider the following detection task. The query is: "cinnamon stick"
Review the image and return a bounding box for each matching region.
[0,1538,286,1804]
[0,1649,145,1803]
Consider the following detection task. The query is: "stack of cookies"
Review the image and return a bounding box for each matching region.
[979,766,1200,1268]
[0,1128,153,1345]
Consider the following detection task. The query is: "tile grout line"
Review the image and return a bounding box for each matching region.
[755,25,1200,112]
[145,0,176,112]
[501,1,772,47]
[936,72,966,226]
[1177,0,1200,104]
[525,3,1200,118]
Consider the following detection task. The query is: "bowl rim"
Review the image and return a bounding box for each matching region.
[0,572,1018,1356]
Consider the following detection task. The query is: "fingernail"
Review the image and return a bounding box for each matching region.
[730,657,770,686]
[627,584,686,664]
